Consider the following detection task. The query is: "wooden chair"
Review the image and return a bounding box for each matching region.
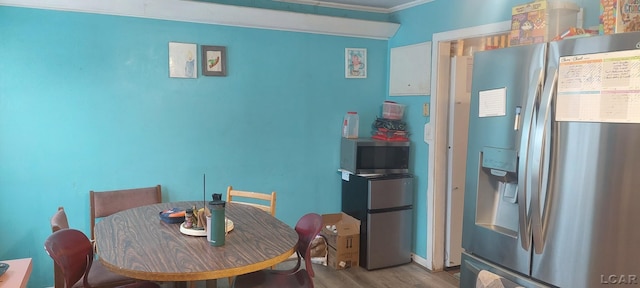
[51,207,69,233]
[45,228,160,288]
[90,185,162,242]
[51,207,141,288]
[225,185,277,285]
[232,213,323,288]
[226,186,276,216]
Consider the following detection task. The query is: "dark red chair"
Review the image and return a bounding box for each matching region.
[44,228,160,288]
[232,213,323,288]
[50,207,142,288]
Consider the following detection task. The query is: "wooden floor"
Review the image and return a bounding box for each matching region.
[180,261,460,288]
[312,262,460,288]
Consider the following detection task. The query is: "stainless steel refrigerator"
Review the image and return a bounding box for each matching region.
[460,32,640,288]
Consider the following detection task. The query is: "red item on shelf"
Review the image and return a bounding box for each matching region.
[371,135,409,142]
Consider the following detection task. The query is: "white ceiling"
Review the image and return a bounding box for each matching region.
[275,0,432,13]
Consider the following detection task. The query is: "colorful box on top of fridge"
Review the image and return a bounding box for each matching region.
[510,0,548,46]
[509,1,580,46]
[600,0,640,34]
[600,0,618,34]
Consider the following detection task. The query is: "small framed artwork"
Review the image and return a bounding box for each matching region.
[201,45,227,76]
[345,48,366,78]
[169,42,197,78]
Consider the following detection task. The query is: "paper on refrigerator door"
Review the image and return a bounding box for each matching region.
[338,169,351,181]
[557,49,640,123]
[478,88,507,117]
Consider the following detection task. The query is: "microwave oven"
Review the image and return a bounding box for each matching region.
[340,138,410,174]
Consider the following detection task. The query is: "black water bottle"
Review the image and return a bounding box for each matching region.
[208,193,226,246]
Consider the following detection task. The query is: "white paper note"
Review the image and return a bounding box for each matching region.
[341,171,350,181]
[479,88,506,117]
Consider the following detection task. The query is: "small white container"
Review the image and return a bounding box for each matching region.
[342,112,359,139]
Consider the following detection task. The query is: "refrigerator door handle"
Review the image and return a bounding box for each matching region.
[530,68,557,254]
[517,68,543,251]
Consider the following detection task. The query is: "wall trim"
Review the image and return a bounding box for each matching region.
[388,0,433,13]
[275,0,389,13]
[411,253,431,270]
[0,0,400,40]
[275,0,434,14]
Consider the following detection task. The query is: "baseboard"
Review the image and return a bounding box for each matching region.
[411,253,432,271]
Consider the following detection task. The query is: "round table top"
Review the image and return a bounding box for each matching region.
[94,201,298,281]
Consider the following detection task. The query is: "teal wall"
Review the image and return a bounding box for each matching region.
[0,6,388,287]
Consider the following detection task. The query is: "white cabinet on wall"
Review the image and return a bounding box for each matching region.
[389,42,432,96]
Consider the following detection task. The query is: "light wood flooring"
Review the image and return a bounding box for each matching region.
[312,262,459,288]
[180,261,459,288]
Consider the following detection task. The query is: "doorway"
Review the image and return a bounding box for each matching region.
[444,34,510,269]
[424,21,511,271]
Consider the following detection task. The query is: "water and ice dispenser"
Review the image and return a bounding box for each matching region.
[475,146,519,236]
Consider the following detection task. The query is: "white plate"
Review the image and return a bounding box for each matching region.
[179,218,234,237]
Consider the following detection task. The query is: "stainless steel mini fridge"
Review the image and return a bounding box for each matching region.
[341,173,413,270]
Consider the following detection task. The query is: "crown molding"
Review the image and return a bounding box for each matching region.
[388,0,433,13]
[274,0,389,13]
[275,0,433,14]
[0,0,400,40]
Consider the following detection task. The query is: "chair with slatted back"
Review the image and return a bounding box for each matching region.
[232,213,323,288]
[226,186,276,216]
[45,228,160,288]
[224,185,277,286]
[90,185,162,242]
[51,206,141,288]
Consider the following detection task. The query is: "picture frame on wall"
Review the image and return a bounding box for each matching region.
[345,48,366,78]
[169,42,197,78]
[201,45,227,76]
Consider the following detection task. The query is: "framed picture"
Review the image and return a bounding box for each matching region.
[345,48,366,78]
[169,42,197,78]
[201,45,227,76]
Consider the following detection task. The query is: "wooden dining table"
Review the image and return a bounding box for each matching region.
[94,201,298,287]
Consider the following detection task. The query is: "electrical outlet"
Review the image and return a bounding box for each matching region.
[424,123,432,143]
[423,103,430,117]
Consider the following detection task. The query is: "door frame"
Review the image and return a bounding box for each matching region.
[425,20,510,271]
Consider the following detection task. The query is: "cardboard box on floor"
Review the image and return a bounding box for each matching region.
[320,213,360,270]
[327,245,359,269]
